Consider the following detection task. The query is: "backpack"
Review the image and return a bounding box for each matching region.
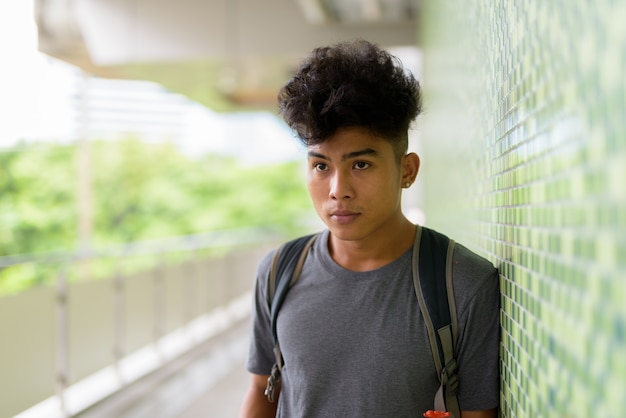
[263,226,461,418]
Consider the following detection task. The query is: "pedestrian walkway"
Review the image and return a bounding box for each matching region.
[175,360,249,418]
[77,317,252,418]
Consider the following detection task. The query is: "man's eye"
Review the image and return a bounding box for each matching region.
[314,163,328,171]
[354,161,370,170]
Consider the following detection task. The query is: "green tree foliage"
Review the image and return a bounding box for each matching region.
[0,143,77,255]
[0,138,314,288]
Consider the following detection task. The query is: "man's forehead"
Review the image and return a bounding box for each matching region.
[308,129,389,150]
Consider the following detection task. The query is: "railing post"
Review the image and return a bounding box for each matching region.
[113,263,125,383]
[55,266,69,417]
[184,251,197,343]
[153,256,165,363]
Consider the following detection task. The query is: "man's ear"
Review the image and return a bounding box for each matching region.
[401,152,420,186]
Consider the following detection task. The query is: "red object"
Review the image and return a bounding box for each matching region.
[423,410,451,418]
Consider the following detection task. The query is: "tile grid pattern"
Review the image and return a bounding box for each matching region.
[421,1,626,416]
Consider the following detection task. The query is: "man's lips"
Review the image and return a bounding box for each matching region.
[329,210,360,224]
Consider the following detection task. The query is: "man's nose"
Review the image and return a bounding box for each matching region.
[329,171,353,199]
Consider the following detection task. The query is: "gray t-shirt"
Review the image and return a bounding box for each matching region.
[247,228,499,417]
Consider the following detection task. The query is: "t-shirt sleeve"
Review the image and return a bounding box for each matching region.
[454,254,500,411]
[246,250,277,376]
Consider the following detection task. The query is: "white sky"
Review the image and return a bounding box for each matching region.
[0,0,45,144]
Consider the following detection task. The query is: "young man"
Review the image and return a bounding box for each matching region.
[239,40,499,418]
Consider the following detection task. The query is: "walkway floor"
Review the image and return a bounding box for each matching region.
[77,318,252,418]
[175,360,249,418]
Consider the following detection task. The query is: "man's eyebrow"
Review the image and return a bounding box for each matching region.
[307,150,328,160]
[307,148,379,161]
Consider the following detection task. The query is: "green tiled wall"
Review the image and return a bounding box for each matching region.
[419,1,625,416]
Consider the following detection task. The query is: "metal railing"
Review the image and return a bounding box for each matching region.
[0,228,283,418]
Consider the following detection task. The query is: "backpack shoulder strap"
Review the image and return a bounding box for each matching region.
[412,226,460,418]
[268,233,319,347]
[264,233,318,402]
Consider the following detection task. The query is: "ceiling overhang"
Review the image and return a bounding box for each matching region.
[35,0,420,111]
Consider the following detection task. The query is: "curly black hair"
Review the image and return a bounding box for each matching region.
[278,39,422,159]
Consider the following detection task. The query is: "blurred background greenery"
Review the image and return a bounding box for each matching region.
[0,138,314,294]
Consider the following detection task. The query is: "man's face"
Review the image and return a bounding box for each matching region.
[307,126,413,243]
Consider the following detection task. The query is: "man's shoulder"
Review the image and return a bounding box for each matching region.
[452,243,497,277]
[449,242,499,313]
[419,226,496,278]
